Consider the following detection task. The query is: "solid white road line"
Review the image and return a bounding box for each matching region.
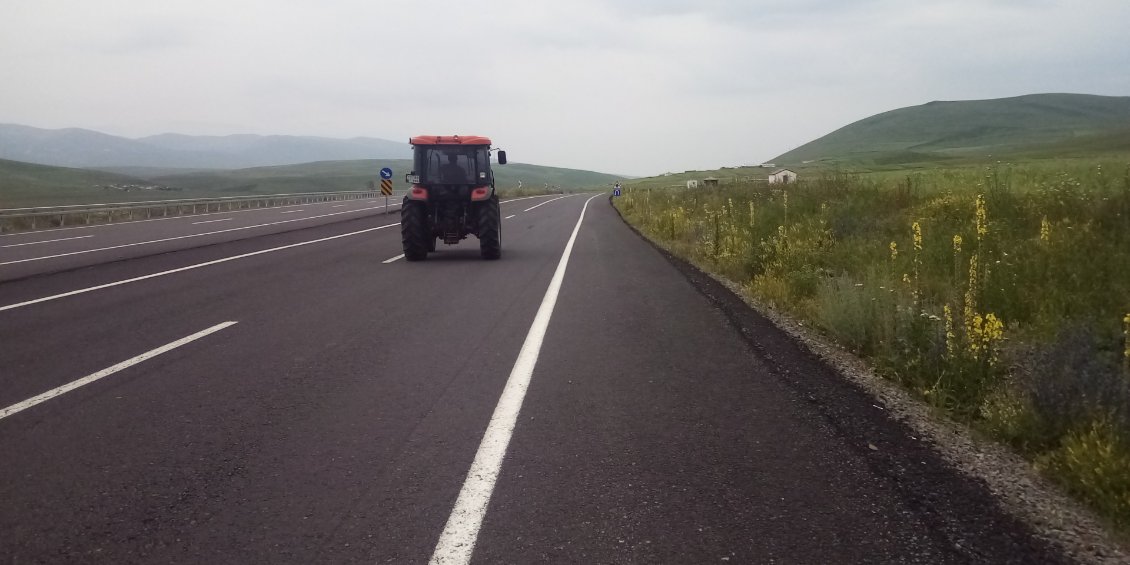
[333,204,346,208]
[0,222,400,312]
[382,254,405,264]
[522,194,570,212]
[191,218,234,225]
[0,321,238,422]
[504,215,516,220]
[0,205,388,266]
[1,235,94,248]
[429,193,601,565]
[280,209,304,214]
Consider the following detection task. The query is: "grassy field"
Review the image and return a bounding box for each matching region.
[773,93,1130,168]
[614,155,1130,529]
[0,159,161,207]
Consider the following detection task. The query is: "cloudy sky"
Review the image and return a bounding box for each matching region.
[2,0,1127,175]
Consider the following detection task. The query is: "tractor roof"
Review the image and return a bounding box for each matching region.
[409,135,492,146]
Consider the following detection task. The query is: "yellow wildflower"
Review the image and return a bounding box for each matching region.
[903,273,911,284]
[912,222,923,252]
[964,253,979,333]
[969,312,1005,364]
[953,234,962,254]
[944,305,956,358]
[1040,216,1051,243]
[890,241,898,261]
[975,194,988,241]
[748,201,755,228]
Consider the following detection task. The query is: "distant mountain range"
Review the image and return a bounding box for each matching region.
[0,124,411,170]
[772,93,1130,166]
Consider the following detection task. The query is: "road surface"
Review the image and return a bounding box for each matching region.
[0,194,1062,563]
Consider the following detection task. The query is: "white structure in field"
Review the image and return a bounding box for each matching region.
[686,180,699,189]
[768,169,798,184]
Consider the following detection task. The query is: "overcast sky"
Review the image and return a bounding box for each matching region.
[2,0,1128,176]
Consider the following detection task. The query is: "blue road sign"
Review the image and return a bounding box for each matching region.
[613,188,622,197]
[380,167,393,180]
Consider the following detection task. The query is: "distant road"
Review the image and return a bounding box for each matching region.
[0,195,410,281]
[0,194,1062,563]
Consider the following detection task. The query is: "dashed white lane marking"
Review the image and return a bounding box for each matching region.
[280,209,304,214]
[1,235,94,248]
[504,215,516,220]
[191,218,234,225]
[0,321,238,422]
[429,193,602,565]
[522,194,570,212]
[0,205,387,266]
[382,254,405,264]
[0,222,400,312]
[332,204,346,208]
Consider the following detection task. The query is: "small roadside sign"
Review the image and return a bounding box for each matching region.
[380,178,393,214]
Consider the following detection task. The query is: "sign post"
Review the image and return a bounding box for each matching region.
[379,167,393,214]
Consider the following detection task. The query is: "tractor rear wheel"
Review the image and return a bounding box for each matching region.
[401,201,430,261]
[478,196,501,260]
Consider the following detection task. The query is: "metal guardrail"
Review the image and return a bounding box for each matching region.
[0,190,401,233]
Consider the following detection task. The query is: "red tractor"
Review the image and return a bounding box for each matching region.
[401,135,507,261]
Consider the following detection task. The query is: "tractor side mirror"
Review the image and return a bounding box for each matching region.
[497,150,507,165]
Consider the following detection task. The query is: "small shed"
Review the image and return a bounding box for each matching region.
[768,169,798,184]
[686,180,699,189]
[702,177,719,187]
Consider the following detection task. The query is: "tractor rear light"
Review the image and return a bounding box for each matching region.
[410,186,428,200]
[470,186,490,201]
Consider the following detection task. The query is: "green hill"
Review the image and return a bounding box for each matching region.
[773,93,1130,167]
[0,158,151,207]
[0,158,624,208]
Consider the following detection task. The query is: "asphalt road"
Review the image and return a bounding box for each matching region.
[0,194,1064,564]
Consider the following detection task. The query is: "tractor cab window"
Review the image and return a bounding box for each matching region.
[416,146,490,185]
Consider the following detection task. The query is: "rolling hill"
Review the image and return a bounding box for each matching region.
[0,158,147,207]
[0,124,411,170]
[772,93,1130,166]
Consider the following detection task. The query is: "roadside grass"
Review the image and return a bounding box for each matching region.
[614,157,1130,529]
